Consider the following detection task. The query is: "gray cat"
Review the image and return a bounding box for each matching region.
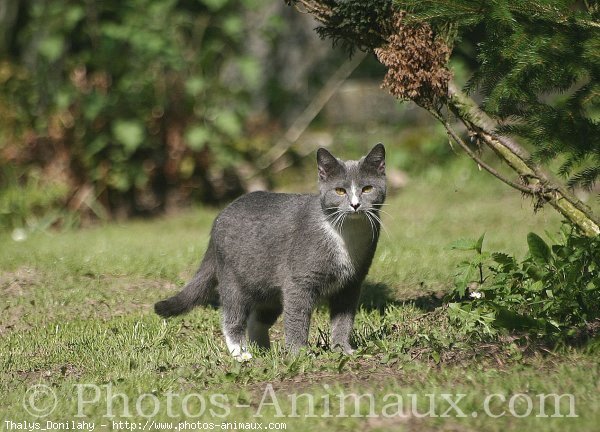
[155,144,386,359]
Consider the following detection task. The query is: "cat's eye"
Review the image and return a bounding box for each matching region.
[362,185,374,193]
[335,187,347,196]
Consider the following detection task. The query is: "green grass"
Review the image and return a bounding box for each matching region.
[1,158,599,431]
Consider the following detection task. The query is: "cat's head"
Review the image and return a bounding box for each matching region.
[317,143,386,219]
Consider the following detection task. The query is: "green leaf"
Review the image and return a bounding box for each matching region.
[237,57,262,88]
[201,0,229,12]
[548,320,561,330]
[449,238,480,251]
[185,126,211,151]
[38,36,65,62]
[527,232,551,264]
[493,305,543,331]
[492,252,514,266]
[223,16,244,39]
[455,264,474,298]
[214,111,241,138]
[185,77,206,97]
[54,90,72,110]
[475,232,485,254]
[108,170,130,192]
[64,6,85,29]
[112,120,145,154]
[337,356,350,373]
[530,280,543,292]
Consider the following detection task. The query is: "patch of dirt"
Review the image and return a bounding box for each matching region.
[0,266,41,296]
[0,304,32,336]
[364,416,469,432]
[220,366,477,432]
[80,275,178,318]
[0,270,177,335]
[248,369,410,397]
[0,267,41,335]
[7,363,85,386]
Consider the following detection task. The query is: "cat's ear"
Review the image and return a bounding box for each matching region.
[317,148,341,180]
[363,143,385,175]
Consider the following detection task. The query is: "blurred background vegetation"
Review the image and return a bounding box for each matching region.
[0,0,452,231]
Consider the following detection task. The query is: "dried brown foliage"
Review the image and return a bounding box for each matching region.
[290,2,452,107]
[374,11,452,107]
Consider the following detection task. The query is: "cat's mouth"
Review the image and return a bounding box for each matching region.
[347,210,366,219]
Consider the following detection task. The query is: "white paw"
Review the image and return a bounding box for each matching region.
[234,351,253,362]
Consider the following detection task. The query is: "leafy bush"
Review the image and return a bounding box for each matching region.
[448,228,600,341]
[0,166,71,231]
[0,0,274,227]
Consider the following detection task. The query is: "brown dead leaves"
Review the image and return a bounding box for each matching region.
[375,11,452,107]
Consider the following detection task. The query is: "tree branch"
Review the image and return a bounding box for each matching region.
[435,114,534,195]
[254,51,367,173]
[446,85,600,236]
[283,0,600,237]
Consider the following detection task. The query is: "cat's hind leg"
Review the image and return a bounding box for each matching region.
[247,305,282,350]
[221,300,250,359]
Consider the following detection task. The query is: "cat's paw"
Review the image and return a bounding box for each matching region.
[233,351,253,362]
[332,343,356,355]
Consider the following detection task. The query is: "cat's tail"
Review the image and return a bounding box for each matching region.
[154,240,218,318]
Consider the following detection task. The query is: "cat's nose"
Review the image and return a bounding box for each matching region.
[350,203,361,211]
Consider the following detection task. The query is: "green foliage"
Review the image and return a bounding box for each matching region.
[0,167,71,231]
[394,0,600,191]
[314,0,394,54]
[0,0,269,225]
[449,227,600,341]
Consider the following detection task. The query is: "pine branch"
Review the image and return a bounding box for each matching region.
[283,0,600,236]
[448,84,600,236]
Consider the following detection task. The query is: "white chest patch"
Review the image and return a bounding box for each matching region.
[321,215,373,292]
[322,221,355,282]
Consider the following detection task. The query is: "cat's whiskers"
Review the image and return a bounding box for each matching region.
[325,208,345,226]
[325,205,388,242]
[364,211,377,242]
[366,209,390,239]
[332,214,339,229]
[328,210,347,231]
[326,209,344,221]
[335,212,349,232]
[375,209,394,219]
[372,204,394,219]
[325,210,344,221]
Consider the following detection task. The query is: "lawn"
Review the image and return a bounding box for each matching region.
[1,157,598,431]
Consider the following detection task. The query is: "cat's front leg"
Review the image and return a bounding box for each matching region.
[282,285,317,354]
[329,283,361,355]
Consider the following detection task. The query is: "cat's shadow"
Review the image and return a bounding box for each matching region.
[206,281,444,313]
[359,282,444,313]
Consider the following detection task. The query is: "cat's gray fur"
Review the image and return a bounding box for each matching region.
[155,144,386,357]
